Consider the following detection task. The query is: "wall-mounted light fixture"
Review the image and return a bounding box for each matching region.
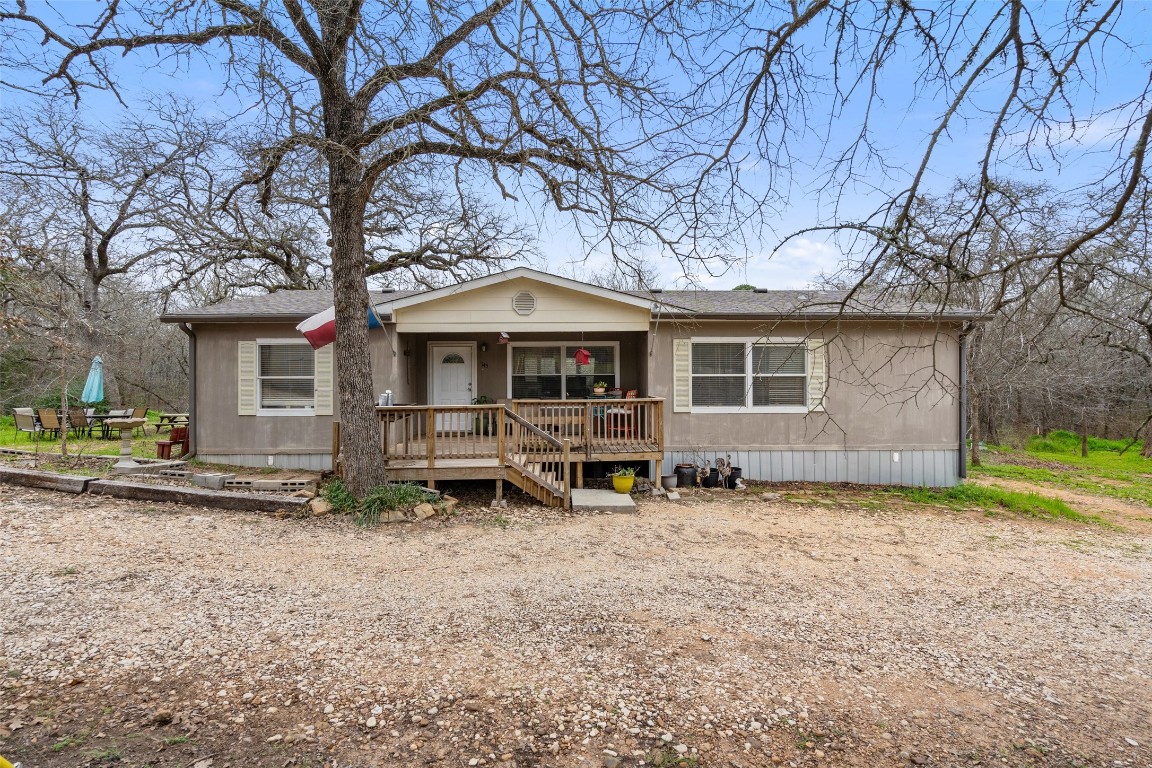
[480,343,488,353]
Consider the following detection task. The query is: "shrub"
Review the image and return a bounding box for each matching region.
[357,483,436,526]
[322,479,439,526]
[321,478,358,515]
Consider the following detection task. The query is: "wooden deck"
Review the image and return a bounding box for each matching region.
[365,399,665,507]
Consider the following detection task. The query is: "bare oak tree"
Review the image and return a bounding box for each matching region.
[0,101,211,405]
[4,1,721,494]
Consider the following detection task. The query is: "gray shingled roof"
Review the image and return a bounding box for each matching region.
[161,286,982,323]
[639,289,983,319]
[161,290,420,322]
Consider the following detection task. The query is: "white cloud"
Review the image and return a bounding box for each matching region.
[743,237,845,289]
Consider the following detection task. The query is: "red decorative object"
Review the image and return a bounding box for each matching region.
[574,346,591,365]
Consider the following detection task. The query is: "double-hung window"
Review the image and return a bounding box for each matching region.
[258,342,315,413]
[691,339,807,410]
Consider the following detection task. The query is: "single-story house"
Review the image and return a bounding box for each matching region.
[161,267,982,500]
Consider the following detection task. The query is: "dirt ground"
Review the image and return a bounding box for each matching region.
[1,484,1150,768]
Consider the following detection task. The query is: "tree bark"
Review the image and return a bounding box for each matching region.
[1080,413,1089,457]
[327,148,389,496]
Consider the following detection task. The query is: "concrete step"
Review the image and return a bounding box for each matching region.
[570,488,635,513]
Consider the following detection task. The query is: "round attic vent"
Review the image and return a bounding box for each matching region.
[512,290,537,315]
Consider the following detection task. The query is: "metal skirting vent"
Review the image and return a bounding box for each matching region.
[512,290,537,315]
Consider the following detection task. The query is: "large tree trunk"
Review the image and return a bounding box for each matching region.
[328,149,389,496]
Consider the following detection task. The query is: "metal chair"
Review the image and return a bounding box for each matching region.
[13,409,41,440]
[68,407,92,438]
[103,409,131,439]
[36,408,62,439]
[130,406,148,436]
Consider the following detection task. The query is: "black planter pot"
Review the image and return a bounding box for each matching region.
[701,469,720,488]
[723,467,743,489]
[674,464,698,488]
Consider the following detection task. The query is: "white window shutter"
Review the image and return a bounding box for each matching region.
[673,339,691,413]
[807,337,827,412]
[237,341,257,416]
[314,345,334,416]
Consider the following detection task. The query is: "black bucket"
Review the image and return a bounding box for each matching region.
[701,468,720,488]
[674,464,697,488]
[723,467,743,489]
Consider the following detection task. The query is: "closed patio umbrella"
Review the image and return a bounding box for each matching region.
[80,356,104,404]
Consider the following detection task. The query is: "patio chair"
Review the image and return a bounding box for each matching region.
[36,408,63,439]
[606,390,640,440]
[157,426,189,459]
[67,406,92,438]
[103,408,131,439]
[130,406,148,436]
[13,409,41,440]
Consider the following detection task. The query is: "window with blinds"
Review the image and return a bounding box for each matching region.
[258,343,315,410]
[691,341,807,409]
[751,344,806,406]
[510,343,618,399]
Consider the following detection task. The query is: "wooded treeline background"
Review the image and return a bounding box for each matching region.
[2,1,1151,464]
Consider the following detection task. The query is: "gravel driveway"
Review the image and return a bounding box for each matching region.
[1,485,1150,767]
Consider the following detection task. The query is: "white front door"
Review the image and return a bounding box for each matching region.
[430,343,474,431]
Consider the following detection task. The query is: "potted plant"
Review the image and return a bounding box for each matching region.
[472,395,492,435]
[592,381,608,395]
[610,465,637,494]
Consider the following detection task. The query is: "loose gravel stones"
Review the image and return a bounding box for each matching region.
[1,485,1150,767]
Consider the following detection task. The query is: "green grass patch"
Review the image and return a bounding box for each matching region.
[1031,429,1138,454]
[0,412,175,460]
[974,452,1152,508]
[888,483,1108,526]
[86,745,124,763]
[321,478,358,515]
[321,478,439,526]
[358,482,436,526]
[52,730,91,751]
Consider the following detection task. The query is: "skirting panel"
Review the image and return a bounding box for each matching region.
[662,449,960,487]
[200,453,332,471]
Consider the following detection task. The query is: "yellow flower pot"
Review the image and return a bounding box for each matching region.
[612,475,635,494]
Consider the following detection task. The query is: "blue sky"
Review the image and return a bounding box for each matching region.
[4,1,1151,290]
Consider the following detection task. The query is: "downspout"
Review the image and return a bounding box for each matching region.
[958,324,970,480]
[178,322,197,459]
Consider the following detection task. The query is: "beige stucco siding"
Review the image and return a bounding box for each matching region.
[649,321,961,451]
[192,322,398,456]
[390,277,650,332]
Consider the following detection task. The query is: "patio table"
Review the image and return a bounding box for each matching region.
[156,413,190,433]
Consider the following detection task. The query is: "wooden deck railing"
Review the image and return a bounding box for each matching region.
[510,397,663,458]
[378,404,503,465]
[376,398,664,465]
